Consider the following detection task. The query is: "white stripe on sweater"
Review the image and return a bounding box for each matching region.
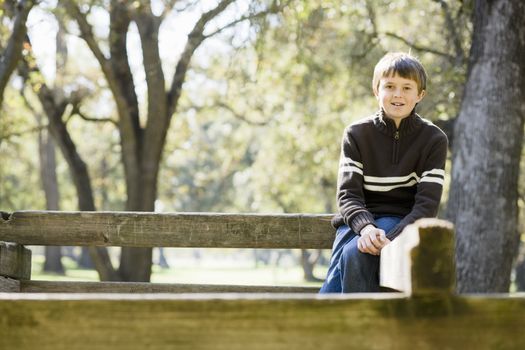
[363,179,419,192]
[341,157,363,169]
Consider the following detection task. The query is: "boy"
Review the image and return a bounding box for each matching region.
[319,52,448,293]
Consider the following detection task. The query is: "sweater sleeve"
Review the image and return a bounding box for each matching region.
[337,127,377,234]
[386,133,448,240]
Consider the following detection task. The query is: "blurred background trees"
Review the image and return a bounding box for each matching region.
[1,0,524,290]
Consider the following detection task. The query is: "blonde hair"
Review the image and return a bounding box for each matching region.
[372,52,427,94]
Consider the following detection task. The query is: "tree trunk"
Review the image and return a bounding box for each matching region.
[64,0,276,281]
[156,248,170,269]
[37,116,65,274]
[19,34,120,282]
[0,0,34,108]
[300,250,322,282]
[516,252,525,292]
[447,0,525,293]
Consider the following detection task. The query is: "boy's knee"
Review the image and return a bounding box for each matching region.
[341,241,377,266]
[341,241,360,261]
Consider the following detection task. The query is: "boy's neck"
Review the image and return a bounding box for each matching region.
[381,109,415,129]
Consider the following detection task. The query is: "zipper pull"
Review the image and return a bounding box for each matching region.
[394,131,400,140]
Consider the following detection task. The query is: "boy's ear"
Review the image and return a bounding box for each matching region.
[417,89,426,102]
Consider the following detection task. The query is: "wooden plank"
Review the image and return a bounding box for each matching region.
[380,218,454,294]
[0,241,31,280]
[0,211,335,248]
[411,219,455,294]
[0,276,20,292]
[1,293,525,349]
[20,280,320,293]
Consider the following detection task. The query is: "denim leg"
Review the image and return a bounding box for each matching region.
[340,235,381,292]
[319,216,402,293]
[319,225,357,293]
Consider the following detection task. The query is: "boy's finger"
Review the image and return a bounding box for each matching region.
[368,233,382,249]
[364,236,379,254]
[357,239,364,252]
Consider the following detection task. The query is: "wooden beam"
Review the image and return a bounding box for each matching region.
[411,219,455,294]
[0,276,20,292]
[0,211,334,248]
[0,241,31,280]
[20,280,320,293]
[1,293,525,349]
[380,218,455,294]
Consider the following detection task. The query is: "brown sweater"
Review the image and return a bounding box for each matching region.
[331,109,448,240]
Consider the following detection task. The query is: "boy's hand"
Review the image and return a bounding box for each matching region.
[358,224,391,255]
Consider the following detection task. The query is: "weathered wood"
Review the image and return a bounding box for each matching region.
[380,218,455,294]
[1,293,525,349]
[411,219,455,294]
[0,211,334,248]
[0,276,20,292]
[20,280,319,293]
[0,241,32,280]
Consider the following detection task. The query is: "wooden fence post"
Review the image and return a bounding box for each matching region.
[0,241,32,292]
[380,218,455,294]
[410,219,455,295]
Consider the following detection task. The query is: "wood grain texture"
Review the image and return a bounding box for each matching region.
[0,276,20,292]
[380,218,455,294]
[1,293,525,349]
[411,219,455,294]
[0,241,31,279]
[20,280,320,293]
[0,211,334,248]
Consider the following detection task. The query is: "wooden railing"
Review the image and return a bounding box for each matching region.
[0,211,333,293]
[1,211,525,349]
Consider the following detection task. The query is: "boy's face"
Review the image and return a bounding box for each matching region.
[374,74,426,122]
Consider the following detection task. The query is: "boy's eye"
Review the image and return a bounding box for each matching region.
[404,87,412,90]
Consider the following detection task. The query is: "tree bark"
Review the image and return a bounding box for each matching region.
[37,115,65,274]
[447,0,525,292]
[18,35,120,282]
[300,250,322,282]
[64,0,237,281]
[0,0,34,108]
[63,0,280,281]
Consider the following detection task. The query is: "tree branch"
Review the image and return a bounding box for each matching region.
[0,0,34,107]
[133,4,168,169]
[63,1,112,77]
[166,0,237,118]
[158,0,197,19]
[215,101,271,126]
[431,0,466,65]
[0,124,47,141]
[166,0,286,118]
[70,105,118,126]
[203,7,280,39]
[383,31,455,60]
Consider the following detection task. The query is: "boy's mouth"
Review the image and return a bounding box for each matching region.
[391,102,405,107]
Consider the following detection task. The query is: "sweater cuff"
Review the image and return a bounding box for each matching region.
[386,223,405,240]
[349,211,376,235]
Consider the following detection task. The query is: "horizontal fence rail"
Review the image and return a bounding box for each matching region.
[0,211,335,248]
[19,281,320,293]
[4,215,525,349]
[2,293,525,349]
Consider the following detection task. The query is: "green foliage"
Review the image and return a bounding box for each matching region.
[3,0,471,217]
[158,0,469,215]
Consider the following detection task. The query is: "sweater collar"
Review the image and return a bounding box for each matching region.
[374,108,421,136]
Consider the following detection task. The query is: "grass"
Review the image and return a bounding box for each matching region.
[30,250,327,288]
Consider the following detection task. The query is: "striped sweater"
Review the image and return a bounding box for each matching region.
[331,109,448,240]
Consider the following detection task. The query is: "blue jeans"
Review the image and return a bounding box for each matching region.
[319,216,402,293]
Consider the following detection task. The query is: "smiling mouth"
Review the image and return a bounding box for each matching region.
[391,102,405,107]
